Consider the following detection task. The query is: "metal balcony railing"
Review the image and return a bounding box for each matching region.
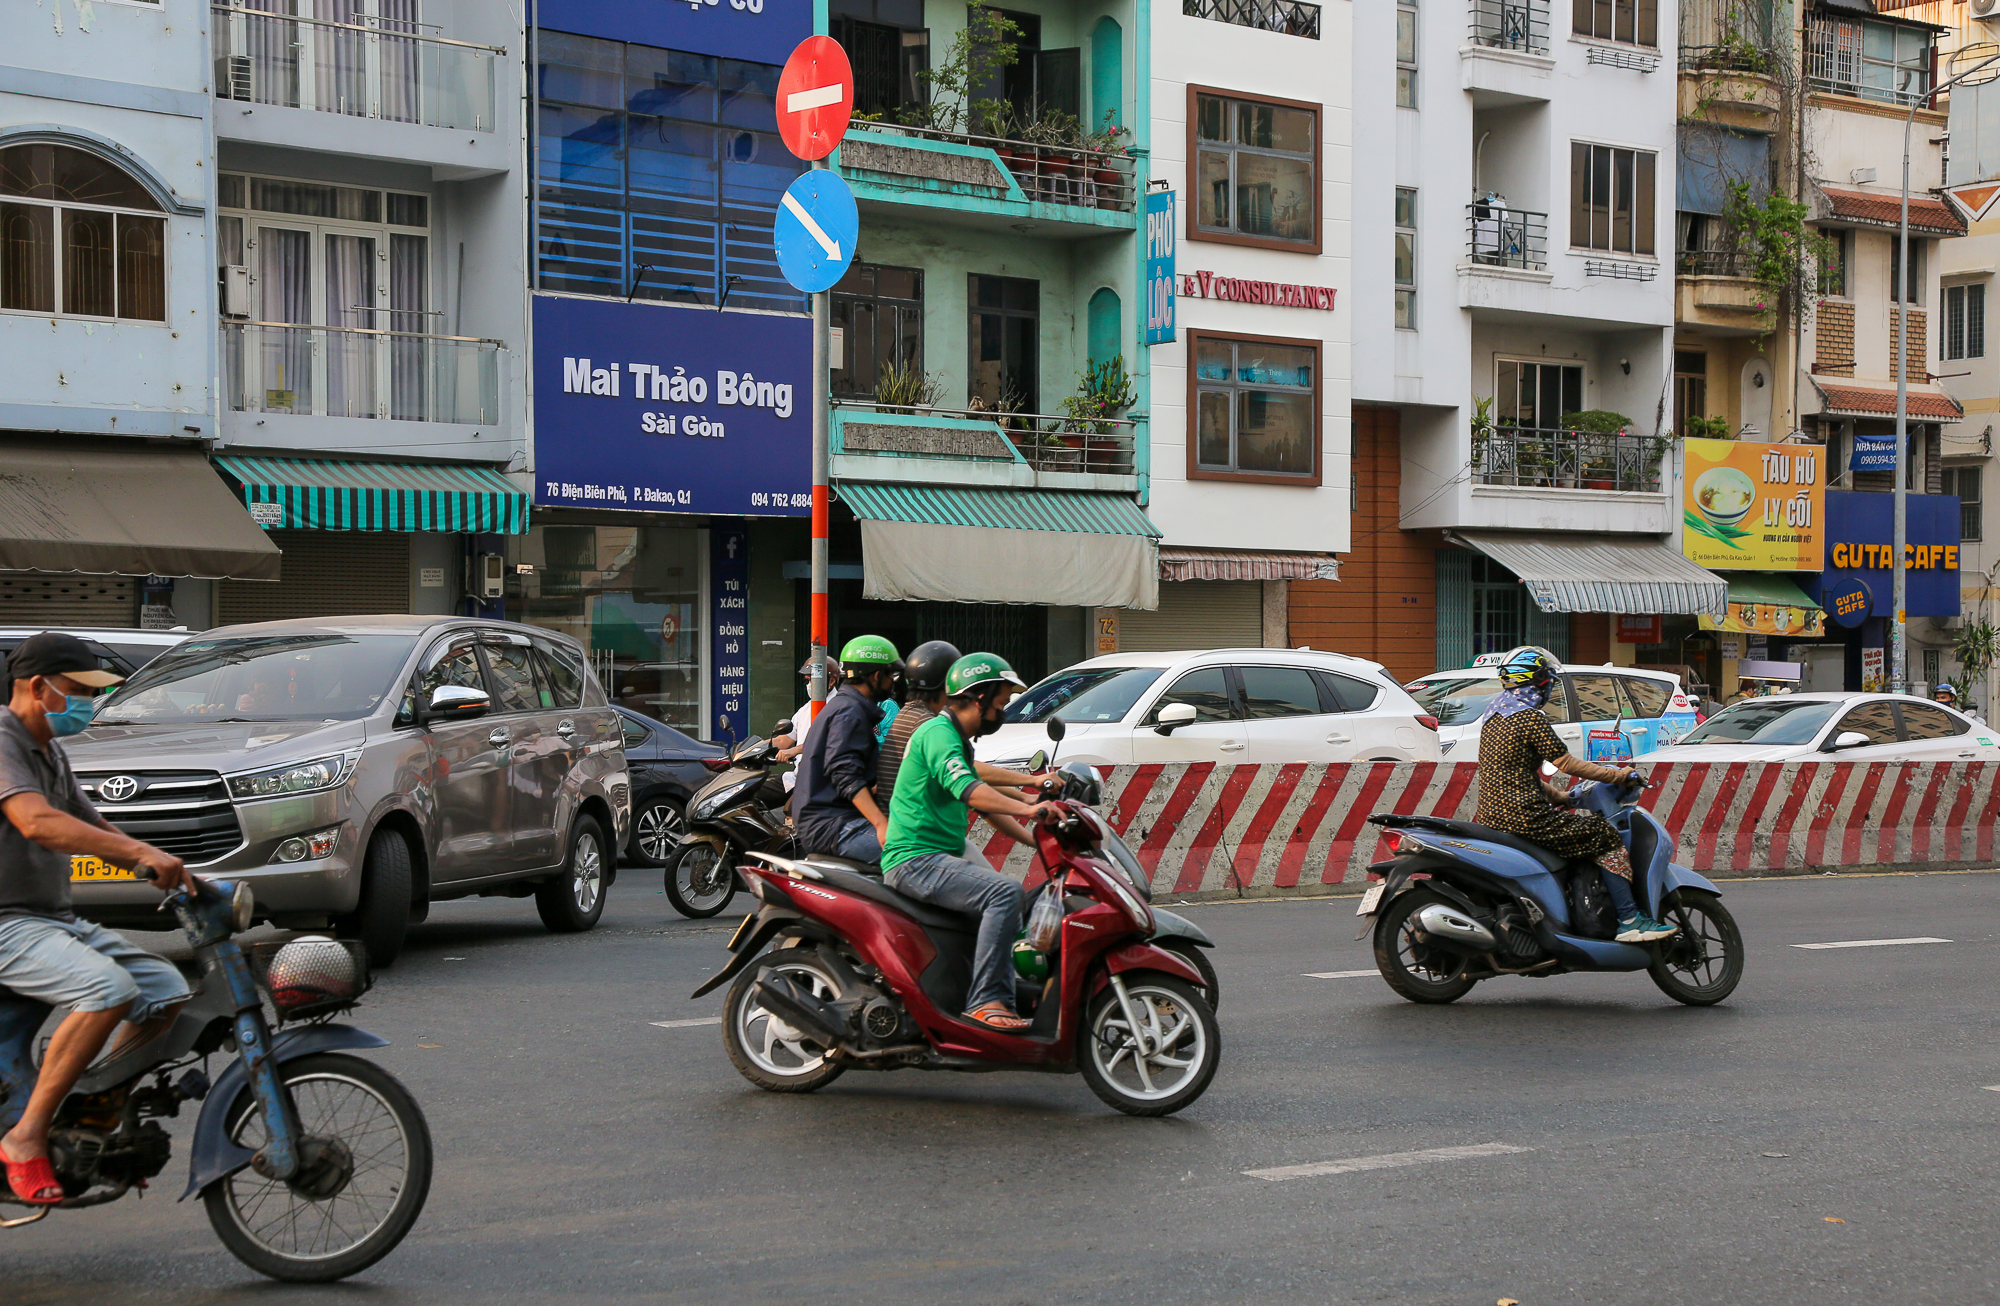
[1474,427,1664,492]
[223,323,501,424]
[1183,0,1321,39]
[1805,17,1933,107]
[1469,0,1548,54]
[833,399,1139,475]
[211,5,498,130]
[1466,202,1548,270]
[846,123,1138,213]
[1677,246,1755,277]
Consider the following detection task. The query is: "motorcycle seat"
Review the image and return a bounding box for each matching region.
[808,862,982,934]
[1389,816,1570,874]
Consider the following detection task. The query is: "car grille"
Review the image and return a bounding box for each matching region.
[74,770,244,866]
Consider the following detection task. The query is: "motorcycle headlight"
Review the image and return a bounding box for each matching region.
[228,754,358,801]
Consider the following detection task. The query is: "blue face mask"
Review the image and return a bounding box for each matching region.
[45,694,96,738]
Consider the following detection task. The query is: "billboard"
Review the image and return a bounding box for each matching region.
[1681,437,1824,571]
[535,0,809,64]
[1144,191,1175,345]
[1801,490,1962,619]
[532,296,810,516]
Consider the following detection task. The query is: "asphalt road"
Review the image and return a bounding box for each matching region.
[10,868,2000,1306]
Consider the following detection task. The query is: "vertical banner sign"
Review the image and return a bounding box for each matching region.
[1145,190,1176,345]
[1681,437,1824,571]
[711,520,749,743]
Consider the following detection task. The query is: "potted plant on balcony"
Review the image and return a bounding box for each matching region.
[874,362,943,416]
[1469,396,1496,474]
[1084,114,1131,209]
[1053,356,1135,472]
[1560,409,1635,490]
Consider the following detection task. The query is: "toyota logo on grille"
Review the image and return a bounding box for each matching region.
[98,775,141,803]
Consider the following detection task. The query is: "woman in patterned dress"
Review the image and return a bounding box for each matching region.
[1473,646,1676,944]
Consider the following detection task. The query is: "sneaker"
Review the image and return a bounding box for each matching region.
[1616,912,1677,943]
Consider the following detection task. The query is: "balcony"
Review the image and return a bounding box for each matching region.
[1472,427,1664,493]
[838,125,1138,236]
[223,323,500,425]
[1469,0,1548,55]
[212,5,498,129]
[1183,0,1321,39]
[830,402,1139,494]
[1467,203,1548,271]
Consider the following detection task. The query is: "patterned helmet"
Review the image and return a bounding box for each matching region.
[264,935,365,1016]
[1935,681,1959,704]
[945,652,1026,698]
[1496,645,1562,694]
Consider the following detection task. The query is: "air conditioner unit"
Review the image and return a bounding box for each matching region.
[1976,0,2000,21]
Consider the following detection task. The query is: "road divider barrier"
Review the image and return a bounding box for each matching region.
[972,760,2000,898]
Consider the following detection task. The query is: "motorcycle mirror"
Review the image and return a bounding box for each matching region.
[1026,749,1048,772]
[1046,716,1067,743]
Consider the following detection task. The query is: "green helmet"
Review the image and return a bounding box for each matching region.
[839,634,900,668]
[945,651,1026,697]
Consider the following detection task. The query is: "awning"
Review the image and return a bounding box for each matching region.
[1449,530,1729,616]
[838,482,1160,609]
[1158,547,1339,582]
[0,437,281,580]
[1816,185,1966,237]
[1809,377,1964,422]
[1699,573,1826,636]
[213,455,530,533]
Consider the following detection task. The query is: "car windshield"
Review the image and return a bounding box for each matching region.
[1005,667,1165,724]
[95,634,417,724]
[1676,698,1844,745]
[1405,675,1504,727]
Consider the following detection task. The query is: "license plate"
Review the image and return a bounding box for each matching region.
[1356,883,1386,916]
[70,856,137,883]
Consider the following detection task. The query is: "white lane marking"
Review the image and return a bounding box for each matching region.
[1790,937,1953,950]
[1304,969,1379,979]
[786,82,845,113]
[780,190,842,259]
[1983,1086,2000,1093]
[651,1017,723,1029]
[1245,1142,1531,1182]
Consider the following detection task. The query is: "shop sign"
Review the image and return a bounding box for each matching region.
[1178,271,1337,310]
[1850,432,1899,472]
[1096,610,1119,655]
[535,0,807,65]
[1702,600,1824,637]
[1145,192,1176,345]
[1802,490,1962,618]
[1682,438,1824,571]
[1825,576,1872,628]
[1616,615,1662,644]
[710,520,749,743]
[532,296,809,516]
[1717,635,1742,659]
[1862,646,1885,689]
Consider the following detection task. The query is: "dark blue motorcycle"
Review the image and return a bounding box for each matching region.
[1357,778,1745,1006]
[0,875,430,1281]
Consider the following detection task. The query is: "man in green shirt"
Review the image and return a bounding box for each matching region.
[883,653,1060,1032]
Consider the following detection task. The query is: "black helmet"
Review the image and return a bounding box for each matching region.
[904,639,962,692]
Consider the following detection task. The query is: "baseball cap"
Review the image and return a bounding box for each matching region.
[7,632,124,689]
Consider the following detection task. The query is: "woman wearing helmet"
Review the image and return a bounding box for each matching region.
[1474,646,1675,944]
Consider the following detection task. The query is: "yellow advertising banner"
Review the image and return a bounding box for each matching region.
[1698,602,1825,637]
[1681,438,1824,571]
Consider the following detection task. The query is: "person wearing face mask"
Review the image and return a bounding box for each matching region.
[789,635,905,863]
[880,653,1064,1032]
[0,633,194,1206]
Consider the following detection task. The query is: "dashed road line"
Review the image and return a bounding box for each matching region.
[1790,937,1952,950]
[1303,969,1379,979]
[1245,1142,1531,1182]
[651,1017,723,1029]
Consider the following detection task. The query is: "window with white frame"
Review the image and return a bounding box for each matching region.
[0,143,166,322]
[1394,188,1416,328]
[1397,0,1417,108]
[1945,281,1985,360]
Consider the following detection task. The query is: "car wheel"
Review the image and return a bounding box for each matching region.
[630,795,688,865]
[537,815,609,933]
[336,828,412,969]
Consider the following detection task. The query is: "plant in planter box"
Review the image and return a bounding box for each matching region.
[1469,395,1496,473]
[1054,356,1135,471]
[873,362,943,415]
[1560,409,1635,488]
[906,6,1021,138]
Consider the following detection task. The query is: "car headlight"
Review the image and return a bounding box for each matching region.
[228,754,357,801]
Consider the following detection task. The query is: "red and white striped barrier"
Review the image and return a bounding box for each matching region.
[970,761,2000,896]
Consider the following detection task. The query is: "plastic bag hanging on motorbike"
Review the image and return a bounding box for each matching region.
[1023,881,1064,952]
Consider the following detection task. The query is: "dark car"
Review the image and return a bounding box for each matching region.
[614,706,726,865]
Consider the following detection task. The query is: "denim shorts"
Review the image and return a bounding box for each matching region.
[0,915,190,1021]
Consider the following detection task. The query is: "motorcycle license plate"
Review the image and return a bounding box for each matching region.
[70,856,137,883]
[1355,883,1386,916]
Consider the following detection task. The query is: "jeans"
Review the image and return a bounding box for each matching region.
[820,813,882,864]
[885,851,1025,1013]
[0,915,190,1021]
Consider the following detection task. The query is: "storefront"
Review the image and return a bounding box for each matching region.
[1797,489,1962,692]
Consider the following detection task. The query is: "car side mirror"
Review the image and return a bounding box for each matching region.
[425,684,490,723]
[1822,730,1869,752]
[1154,702,1199,736]
[1046,715,1067,743]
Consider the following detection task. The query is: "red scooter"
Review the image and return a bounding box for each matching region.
[690,762,1221,1116]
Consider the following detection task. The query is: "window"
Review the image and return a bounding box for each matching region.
[1807,17,1934,106]
[536,32,806,313]
[1469,553,1523,656]
[1394,188,1417,329]
[1396,0,1417,107]
[832,263,923,400]
[829,11,927,119]
[1183,0,1321,40]
[1818,228,1849,296]
[1190,88,1319,251]
[1237,666,1323,719]
[620,715,650,749]
[1495,359,1583,430]
[1945,282,1985,360]
[967,274,1038,413]
[1191,331,1319,482]
[1834,702,1900,745]
[1,143,165,321]
[1568,673,1624,722]
[1148,666,1236,723]
[1573,0,1657,46]
[403,638,482,723]
[1942,465,1982,542]
[1315,670,1381,713]
[1570,143,1655,255]
[482,639,546,712]
[1674,350,1706,435]
[1901,702,1967,740]
[1888,236,1925,305]
[1617,675,1672,718]
[535,639,585,708]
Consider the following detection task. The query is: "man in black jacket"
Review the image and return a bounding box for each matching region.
[789,635,902,862]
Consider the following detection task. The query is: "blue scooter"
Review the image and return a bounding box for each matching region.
[1355,778,1745,1005]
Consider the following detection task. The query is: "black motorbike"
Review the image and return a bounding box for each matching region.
[665,723,797,918]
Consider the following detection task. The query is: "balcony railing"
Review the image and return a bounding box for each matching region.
[1183,0,1320,39]
[1469,0,1548,54]
[1680,0,1772,70]
[833,400,1138,475]
[1677,246,1755,277]
[845,123,1137,213]
[1474,427,1664,492]
[223,323,500,424]
[1467,202,1548,271]
[1805,18,1933,107]
[211,5,498,131]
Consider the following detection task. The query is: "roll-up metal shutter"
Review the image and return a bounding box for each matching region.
[0,573,139,626]
[1118,581,1262,652]
[216,531,411,626]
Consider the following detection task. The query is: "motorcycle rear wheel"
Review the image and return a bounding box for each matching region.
[666,842,738,918]
[1078,974,1219,1117]
[202,1053,432,1283]
[1373,890,1479,1004]
[722,951,847,1093]
[1647,889,1744,1006]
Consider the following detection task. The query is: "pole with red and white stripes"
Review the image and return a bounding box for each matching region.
[809,162,830,722]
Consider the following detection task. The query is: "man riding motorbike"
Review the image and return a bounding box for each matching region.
[1472,645,1676,945]
[1934,682,1984,723]
[881,653,1062,1031]
[790,636,902,862]
[878,641,1047,849]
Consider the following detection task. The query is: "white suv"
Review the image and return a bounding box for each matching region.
[977,649,1444,768]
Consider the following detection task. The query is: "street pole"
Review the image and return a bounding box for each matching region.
[1894,108,1912,695]
[809,154,831,721]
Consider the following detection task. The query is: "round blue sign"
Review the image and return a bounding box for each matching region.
[1826,576,1872,628]
[773,170,859,294]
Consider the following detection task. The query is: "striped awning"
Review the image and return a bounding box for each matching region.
[213,455,530,534]
[836,483,1160,536]
[1159,547,1338,582]
[1450,530,1729,616]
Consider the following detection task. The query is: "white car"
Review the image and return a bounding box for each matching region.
[977,649,1444,768]
[1405,661,1699,762]
[1631,692,2000,763]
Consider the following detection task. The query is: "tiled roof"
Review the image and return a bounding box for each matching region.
[1818,185,1967,236]
[1811,379,1964,420]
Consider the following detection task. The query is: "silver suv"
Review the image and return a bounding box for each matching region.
[65,616,630,965]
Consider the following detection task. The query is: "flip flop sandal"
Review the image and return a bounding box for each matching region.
[963,1003,1031,1031]
[4,1156,63,1206]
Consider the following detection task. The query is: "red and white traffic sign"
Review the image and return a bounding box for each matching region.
[776,36,853,161]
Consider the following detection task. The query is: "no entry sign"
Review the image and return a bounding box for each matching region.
[776,36,854,161]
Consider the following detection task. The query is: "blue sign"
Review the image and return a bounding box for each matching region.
[1825,575,1872,628]
[531,295,810,516]
[1800,489,1962,619]
[1850,432,1900,472]
[773,171,857,293]
[535,0,808,65]
[1145,190,1176,345]
[710,519,749,743]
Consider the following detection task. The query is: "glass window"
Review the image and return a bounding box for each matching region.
[97,634,416,724]
[1394,188,1416,329]
[483,640,546,712]
[1807,17,1931,105]
[1317,670,1382,713]
[1193,92,1317,246]
[1570,143,1655,256]
[968,273,1038,413]
[1818,229,1849,296]
[832,262,924,401]
[621,716,650,748]
[1680,698,1843,745]
[1495,359,1584,430]
[1238,666,1323,719]
[535,639,586,707]
[1889,237,1924,305]
[1945,283,1985,360]
[1405,674,1501,726]
[1573,0,1657,46]
[1396,1,1417,108]
[1568,673,1625,721]
[1147,667,1236,724]
[1192,334,1317,480]
[1899,702,1967,740]
[0,144,164,321]
[1618,676,1672,718]
[1005,666,1165,724]
[1943,465,1982,543]
[1835,701,1900,745]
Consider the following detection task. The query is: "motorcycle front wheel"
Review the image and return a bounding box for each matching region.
[202,1052,432,1283]
[1647,889,1744,1006]
[1078,973,1219,1117]
[1156,939,1221,1012]
[665,842,738,918]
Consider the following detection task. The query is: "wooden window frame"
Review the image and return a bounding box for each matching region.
[1185,84,1323,255]
[1185,327,1323,486]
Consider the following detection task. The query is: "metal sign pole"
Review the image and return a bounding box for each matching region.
[809,154,831,721]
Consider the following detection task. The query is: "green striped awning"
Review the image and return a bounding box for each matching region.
[836,483,1160,537]
[213,455,530,534]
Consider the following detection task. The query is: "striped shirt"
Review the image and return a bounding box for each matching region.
[875,700,938,810]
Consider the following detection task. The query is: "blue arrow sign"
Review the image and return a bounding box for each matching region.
[773,170,858,294]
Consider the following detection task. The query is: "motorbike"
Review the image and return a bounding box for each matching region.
[665,721,798,918]
[0,873,431,1282]
[1357,776,1745,1006]
[689,754,1221,1117]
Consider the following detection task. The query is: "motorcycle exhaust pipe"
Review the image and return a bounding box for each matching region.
[1412,903,1498,955]
[752,972,848,1048]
